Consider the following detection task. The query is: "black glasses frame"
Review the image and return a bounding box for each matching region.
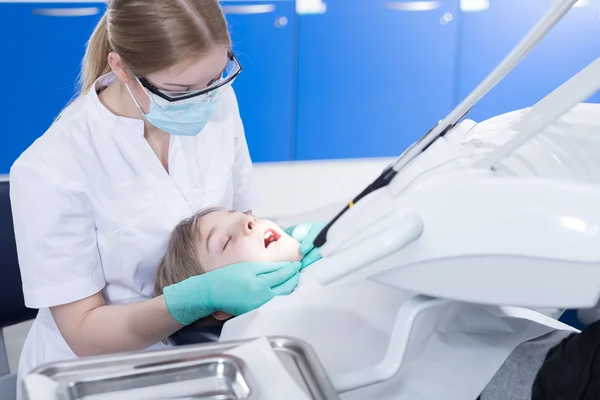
[138,51,242,102]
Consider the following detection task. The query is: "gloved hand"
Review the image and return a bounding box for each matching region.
[163,261,302,325]
[285,221,328,269]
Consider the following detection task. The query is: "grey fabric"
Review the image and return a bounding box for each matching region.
[0,373,17,400]
[480,329,574,400]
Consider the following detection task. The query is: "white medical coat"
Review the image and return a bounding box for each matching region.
[9,73,255,394]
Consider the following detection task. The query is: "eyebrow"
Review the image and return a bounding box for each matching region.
[164,66,227,89]
[204,210,235,253]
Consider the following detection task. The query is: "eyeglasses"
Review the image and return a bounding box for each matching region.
[138,51,242,102]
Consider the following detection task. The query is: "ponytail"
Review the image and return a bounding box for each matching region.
[77,0,231,96]
[80,13,112,95]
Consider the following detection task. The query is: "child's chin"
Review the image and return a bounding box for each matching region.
[290,243,302,261]
[279,250,303,263]
[268,239,302,262]
[274,248,302,263]
[292,251,303,262]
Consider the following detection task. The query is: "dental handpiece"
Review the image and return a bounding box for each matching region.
[313,0,578,249]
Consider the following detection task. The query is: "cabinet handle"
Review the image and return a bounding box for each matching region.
[297,0,327,15]
[32,7,100,17]
[460,0,490,12]
[385,1,441,11]
[221,4,275,14]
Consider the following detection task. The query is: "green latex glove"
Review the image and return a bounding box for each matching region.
[285,221,328,269]
[163,261,302,325]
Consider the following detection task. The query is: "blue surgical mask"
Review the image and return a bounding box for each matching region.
[127,79,222,136]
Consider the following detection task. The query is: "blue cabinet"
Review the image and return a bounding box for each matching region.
[222,1,296,163]
[0,3,105,174]
[457,0,600,123]
[294,0,460,160]
[0,1,295,172]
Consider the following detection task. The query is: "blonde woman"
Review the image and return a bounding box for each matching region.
[9,1,324,396]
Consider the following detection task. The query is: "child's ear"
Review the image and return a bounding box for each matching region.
[212,311,232,321]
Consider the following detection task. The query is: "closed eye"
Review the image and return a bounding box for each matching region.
[223,236,232,251]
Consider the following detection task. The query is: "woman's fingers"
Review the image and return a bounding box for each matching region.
[301,247,322,269]
[270,272,301,296]
[257,261,302,288]
[250,260,300,275]
[299,221,328,255]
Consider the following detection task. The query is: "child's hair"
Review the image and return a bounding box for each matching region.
[154,207,226,327]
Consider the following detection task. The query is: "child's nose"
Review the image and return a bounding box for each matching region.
[242,217,255,235]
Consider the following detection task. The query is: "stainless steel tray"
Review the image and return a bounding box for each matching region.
[56,354,252,400]
[27,336,339,400]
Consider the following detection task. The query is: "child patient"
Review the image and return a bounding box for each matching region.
[154,207,303,328]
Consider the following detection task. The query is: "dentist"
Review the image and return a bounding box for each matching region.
[9,0,322,395]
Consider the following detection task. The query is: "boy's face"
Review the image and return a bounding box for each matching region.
[195,210,302,272]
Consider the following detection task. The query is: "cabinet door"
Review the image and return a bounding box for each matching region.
[0,3,106,174]
[457,0,600,123]
[295,0,460,161]
[222,1,296,163]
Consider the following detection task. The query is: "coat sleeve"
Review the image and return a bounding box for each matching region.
[10,157,106,308]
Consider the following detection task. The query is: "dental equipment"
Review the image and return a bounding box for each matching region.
[300,0,600,392]
[313,0,579,248]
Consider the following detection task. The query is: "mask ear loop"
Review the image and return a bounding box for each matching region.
[125,77,151,117]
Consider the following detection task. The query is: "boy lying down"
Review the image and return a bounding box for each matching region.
[154,207,305,328]
[155,208,600,400]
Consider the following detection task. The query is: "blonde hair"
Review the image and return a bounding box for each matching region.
[155,207,226,328]
[80,0,231,94]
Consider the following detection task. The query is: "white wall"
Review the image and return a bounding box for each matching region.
[252,157,394,220]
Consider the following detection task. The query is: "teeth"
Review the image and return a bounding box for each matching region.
[264,231,272,240]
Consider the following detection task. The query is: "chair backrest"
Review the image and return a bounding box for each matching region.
[0,177,37,328]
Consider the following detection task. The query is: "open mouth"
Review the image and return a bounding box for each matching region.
[264,229,281,248]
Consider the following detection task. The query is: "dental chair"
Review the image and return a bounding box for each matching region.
[0,176,38,400]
